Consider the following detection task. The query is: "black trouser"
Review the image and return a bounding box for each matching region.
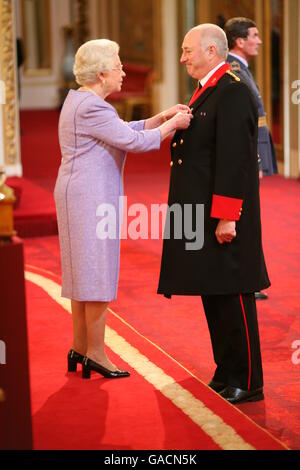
[201,293,263,390]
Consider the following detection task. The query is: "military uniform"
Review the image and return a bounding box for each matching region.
[157,63,270,391]
[227,53,277,176]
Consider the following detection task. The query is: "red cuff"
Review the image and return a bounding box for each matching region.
[211,194,243,221]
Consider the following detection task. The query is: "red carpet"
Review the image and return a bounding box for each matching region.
[7,110,61,238]
[24,264,286,450]
[17,110,300,449]
[23,173,300,450]
[7,177,57,238]
[20,110,61,180]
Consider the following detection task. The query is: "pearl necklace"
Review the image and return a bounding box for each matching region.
[79,86,99,97]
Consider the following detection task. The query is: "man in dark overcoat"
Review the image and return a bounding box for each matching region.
[157,24,270,404]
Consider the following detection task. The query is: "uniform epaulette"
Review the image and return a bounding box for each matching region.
[226,70,241,82]
[230,61,241,72]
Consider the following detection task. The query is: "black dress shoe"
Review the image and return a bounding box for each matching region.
[82,356,130,379]
[255,291,268,300]
[220,386,264,404]
[208,380,227,393]
[67,349,85,372]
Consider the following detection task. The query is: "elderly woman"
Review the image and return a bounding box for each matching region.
[54,39,192,380]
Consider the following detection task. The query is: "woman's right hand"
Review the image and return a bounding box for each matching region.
[159,111,193,141]
[170,111,193,130]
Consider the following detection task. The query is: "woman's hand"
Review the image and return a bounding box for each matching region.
[170,111,193,130]
[162,104,192,121]
[158,111,193,140]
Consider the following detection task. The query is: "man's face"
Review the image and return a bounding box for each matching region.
[180,31,210,80]
[241,27,262,59]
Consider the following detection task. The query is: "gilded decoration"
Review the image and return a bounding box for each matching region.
[0,388,6,402]
[0,168,16,238]
[0,0,19,167]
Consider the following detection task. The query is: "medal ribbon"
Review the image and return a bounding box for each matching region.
[189,63,231,106]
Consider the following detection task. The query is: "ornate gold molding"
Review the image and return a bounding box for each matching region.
[0,0,19,168]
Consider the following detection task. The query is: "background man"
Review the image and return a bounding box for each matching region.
[224,17,277,301]
[158,24,270,404]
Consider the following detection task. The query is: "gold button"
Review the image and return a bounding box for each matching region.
[172,142,177,148]
[170,161,174,167]
[178,159,183,165]
[180,139,184,145]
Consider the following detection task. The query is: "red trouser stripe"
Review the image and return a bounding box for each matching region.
[239,294,251,390]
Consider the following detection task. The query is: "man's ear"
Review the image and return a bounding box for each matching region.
[208,44,217,57]
[236,37,245,49]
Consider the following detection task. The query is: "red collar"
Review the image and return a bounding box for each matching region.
[189,63,231,106]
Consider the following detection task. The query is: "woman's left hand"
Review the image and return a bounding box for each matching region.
[163,104,192,120]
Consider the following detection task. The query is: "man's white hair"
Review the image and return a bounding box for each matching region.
[193,24,229,58]
[73,39,120,85]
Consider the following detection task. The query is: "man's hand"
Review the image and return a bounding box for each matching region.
[215,219,236,244]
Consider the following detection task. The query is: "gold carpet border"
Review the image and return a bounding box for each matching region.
[26,264,62,281]
[25,270,255,450]
[108,308,205,383]
[110,308,290,450]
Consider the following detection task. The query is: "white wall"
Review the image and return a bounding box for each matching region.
[283,0,290,177]
[154,0,179,113]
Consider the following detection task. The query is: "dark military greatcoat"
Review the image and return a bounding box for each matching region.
[227,53,277,176]
[158,68,270,297]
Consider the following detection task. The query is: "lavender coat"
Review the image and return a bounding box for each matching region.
[54,90,161,301]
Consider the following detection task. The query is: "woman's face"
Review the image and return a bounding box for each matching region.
[103,55,126,95]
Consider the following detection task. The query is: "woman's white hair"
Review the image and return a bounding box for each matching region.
[73,39,120,85]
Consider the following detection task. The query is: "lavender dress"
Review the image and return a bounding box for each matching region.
[54,90,161,301]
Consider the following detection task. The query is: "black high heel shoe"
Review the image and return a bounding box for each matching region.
[82,356,130,379]
[67,349,85,372]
